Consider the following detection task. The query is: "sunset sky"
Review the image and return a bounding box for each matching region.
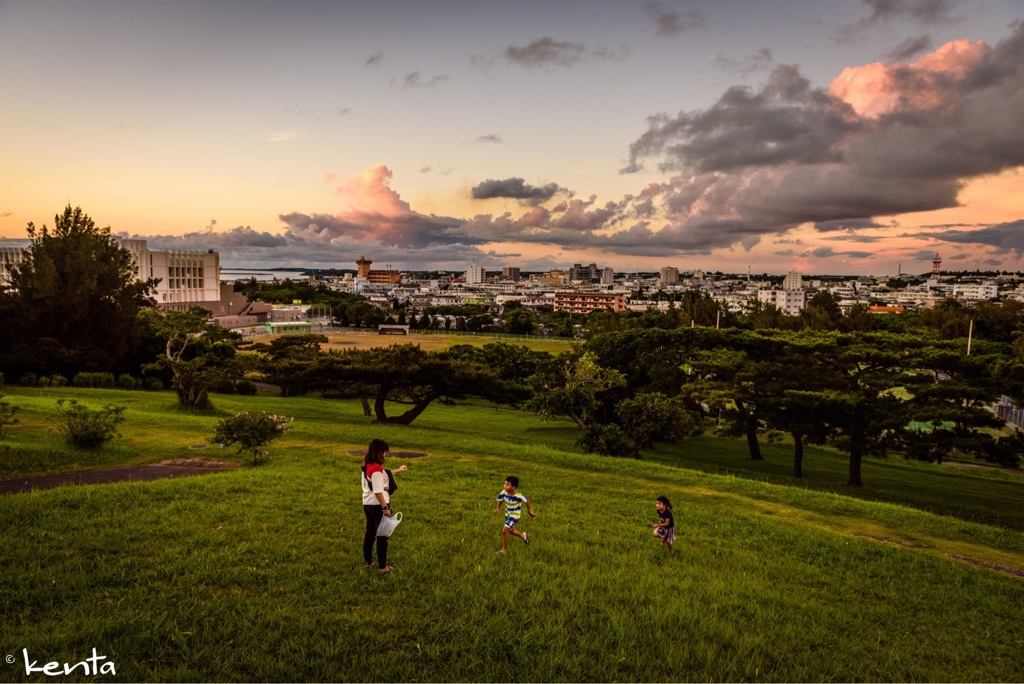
[1,0,1022,275]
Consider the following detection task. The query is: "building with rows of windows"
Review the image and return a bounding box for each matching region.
[553,291,627,314]
[0,237,220,310]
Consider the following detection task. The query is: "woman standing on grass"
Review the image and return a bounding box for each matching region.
[361,438,407,574]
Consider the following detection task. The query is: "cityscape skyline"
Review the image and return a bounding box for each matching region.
[1,0,1022,276]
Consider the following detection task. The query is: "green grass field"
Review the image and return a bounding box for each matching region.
[1,388,1022,682]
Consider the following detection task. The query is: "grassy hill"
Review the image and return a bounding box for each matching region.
[1,388,1022,681]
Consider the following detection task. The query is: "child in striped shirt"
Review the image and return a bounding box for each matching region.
[493,476,536,554]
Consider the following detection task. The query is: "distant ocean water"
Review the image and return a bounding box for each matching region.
[221,269,306,282]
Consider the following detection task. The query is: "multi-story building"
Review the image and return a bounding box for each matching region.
[356,256,373,278]
[569,263,599,283]
[366,270,401,285]
[540,269,567,286]
[103,237,221,310]
[105,238,220,309]
[2,237,221,309]
[600,267,616,285]
[146,248,221,310]
[501,266,521,282]
[757,288,807,316]
[0,243,28,286]
[355,256,400,284]
[553,291,627,314]
[659,266,680,286]
[466,259,486,285]
[952,282,998,301]
[783,271,804,291]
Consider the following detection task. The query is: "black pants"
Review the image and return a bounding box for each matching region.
[363,505,389,568]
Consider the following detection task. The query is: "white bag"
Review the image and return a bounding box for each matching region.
[376,511,402,537]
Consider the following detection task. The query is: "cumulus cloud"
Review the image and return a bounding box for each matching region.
[643,1,705,37]
[126,166,493,268]
[623,64,862,174]
[365,52,383,67]
[617,24,1024,254]
[471,178,567,204]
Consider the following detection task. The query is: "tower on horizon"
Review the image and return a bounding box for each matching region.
[932,253,942,279]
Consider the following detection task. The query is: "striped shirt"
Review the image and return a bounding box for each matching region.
[497,491,528,519]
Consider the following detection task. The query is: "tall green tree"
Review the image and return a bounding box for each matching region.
[688,335,773,461]
[266,344,530,424]
[0,205,155,376]
[792,332,917,486]
[500,302,538,334]
[901,341,1016,465]
[529,352,626,431]
[801,291,843,331]
[143,307,240,409]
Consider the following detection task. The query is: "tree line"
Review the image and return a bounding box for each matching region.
[3,206,1023,486]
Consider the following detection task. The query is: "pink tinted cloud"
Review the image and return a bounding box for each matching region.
[335,164,412,217]
[829,38,989,117]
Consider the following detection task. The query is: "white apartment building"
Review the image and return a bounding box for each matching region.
[660,266,680,286]
[952,282,999,301]
[0,243,28,286]
[783,271,804,291]
[110,238,220,309]
[600,266,616,285]
[1,237,220,308]
[758,288,807,315]
[465,260,485,285]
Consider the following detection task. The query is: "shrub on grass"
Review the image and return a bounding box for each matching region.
[51,399,127,449]
[73,372,116,389]
[116,374,139,390]
[236,380,258,396]
[213,411,293,466]
[577,423,637,458]
[144,377,165,391]
[19,372,37,387]
[50,374,68,387]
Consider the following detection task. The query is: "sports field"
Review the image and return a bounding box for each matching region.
[249,330,573,355]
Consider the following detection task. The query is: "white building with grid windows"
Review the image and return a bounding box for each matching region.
[1,237,220,309]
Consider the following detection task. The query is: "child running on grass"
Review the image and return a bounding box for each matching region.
[652,496,675,555]
[494,476,536,554]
